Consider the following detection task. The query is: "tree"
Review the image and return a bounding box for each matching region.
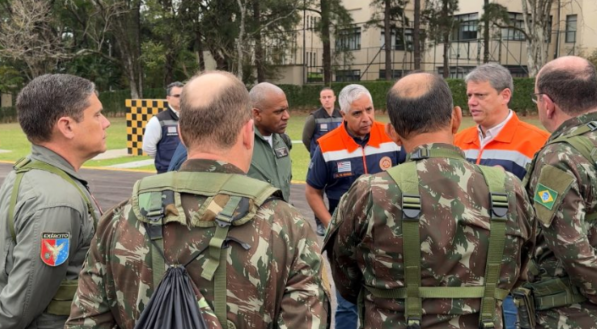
[424,0,459,78]
[248,0,299,83]
[0,0,69,79]
[301,0,352,85]
[413,0,422,70]
[87,0,144,98]
[485,0,556,77]
[366,0,408,80]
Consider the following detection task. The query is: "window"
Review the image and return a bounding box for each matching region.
[336,27,361,50]
[452,13,478,41]
[437,66,475,79]
[502,13,525,41]
[335,69,361,82]
[381,28,421,51]
[379,70,409,79]
[504,65,529,78]
[502,13,552,42]
[566,15,577,43]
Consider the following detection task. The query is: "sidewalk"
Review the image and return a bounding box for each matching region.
[93,149,154,169]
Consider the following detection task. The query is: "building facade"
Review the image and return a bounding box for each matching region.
[279,0,597,83]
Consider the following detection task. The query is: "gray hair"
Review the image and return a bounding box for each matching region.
[166,81,184,96]
[17,74,96,143]
[465,63,514,94]
[338,84,373,113]
[249,82,285,109]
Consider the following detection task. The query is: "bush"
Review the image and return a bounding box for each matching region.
[90,79,539,117]
[0,106,16,123]
[279,78,536,114]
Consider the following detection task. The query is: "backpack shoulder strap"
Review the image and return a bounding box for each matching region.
[546,121,597,220]
[548,121,596,163]
[387,161,423,327]
[132,172,276,329]
[132,172,279,224]
[477,165,510,328]
[8,158,98,243]
[382,161,511,328]
[280,133,292,150]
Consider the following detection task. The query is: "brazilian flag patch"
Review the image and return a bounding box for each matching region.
[534,183,558,210]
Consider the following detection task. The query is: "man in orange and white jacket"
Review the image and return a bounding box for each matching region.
[455,63,549,181]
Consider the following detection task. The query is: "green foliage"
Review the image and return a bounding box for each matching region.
[279,79,537,114]
[0,106,16,122]
[0,65,23,93]
[424,0,460,46]
[0,79,535,121]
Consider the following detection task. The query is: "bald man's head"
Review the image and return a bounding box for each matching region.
[179,71,251,149]
[249,82,285,109]
[537,56,597,115]
[387,72,453,138]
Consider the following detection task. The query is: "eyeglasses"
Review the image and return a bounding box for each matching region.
[531,93,550,104]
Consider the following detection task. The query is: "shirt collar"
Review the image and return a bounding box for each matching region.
[339,121,384,152]
[168,105,179,117]
[406,143,466,161]
[179,159,245,174]
[30,144,87,184]
[477,110,512,142]
[550,110,597,140]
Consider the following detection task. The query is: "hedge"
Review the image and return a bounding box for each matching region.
[0,79,538,122]
[0,106,15,123]
[277,78,537,115]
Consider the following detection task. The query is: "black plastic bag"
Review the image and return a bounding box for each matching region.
[134,266,208,329]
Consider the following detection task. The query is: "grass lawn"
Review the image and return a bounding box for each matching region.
[0,113,546,181]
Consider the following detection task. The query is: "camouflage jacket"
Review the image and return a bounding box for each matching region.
[65,159,329,329]
[524,112,597,328]
[323,143,536,329]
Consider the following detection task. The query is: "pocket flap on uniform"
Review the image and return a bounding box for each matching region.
[533,164,575,227]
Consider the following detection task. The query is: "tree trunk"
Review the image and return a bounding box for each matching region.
[321,0,332,85]
[483,0,490,63]
[235,0,247,81]
[253,0,266,82]
[413,0,421,70]
[384,0,392,80]
[196,30,205,71]
[442,0,450,78]
[521,0,554,77]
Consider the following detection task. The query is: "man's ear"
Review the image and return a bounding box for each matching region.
[55,116,76,139]
[385,122,403,146]
[501,88,512,105]
[544,96,557,119]
[252,108,261,121]
[242,119,254,149]
[451,106,462,135]
[177,123,186,147]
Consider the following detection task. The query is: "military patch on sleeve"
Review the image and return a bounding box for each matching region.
[40,233,70,267]
[534,184,558,210]
[533,165,575,227]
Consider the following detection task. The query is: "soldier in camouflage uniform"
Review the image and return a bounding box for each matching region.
[66,71,330,329]
[323,72,536,328]
[523,56,597,328]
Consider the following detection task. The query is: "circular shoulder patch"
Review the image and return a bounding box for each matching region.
[379,156,392,171]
